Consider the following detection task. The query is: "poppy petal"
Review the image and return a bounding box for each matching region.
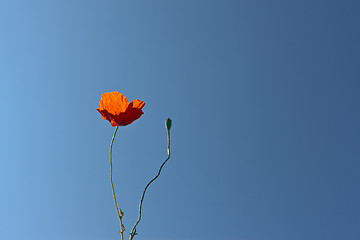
[98,92,129,115]
[129,99,145,109]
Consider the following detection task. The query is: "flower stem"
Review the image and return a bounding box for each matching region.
[110,126,125,240]
[129,120,172,240]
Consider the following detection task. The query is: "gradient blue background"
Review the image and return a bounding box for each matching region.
[1,1,359,240]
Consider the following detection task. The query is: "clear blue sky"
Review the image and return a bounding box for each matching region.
[1,0,359,240]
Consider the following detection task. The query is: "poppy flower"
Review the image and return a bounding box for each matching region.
[97,91,145,127]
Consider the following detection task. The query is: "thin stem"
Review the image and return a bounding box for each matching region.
[110,126,125,240]
[129,127,171,240]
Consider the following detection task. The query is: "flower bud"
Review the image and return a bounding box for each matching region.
[165,118,172,131]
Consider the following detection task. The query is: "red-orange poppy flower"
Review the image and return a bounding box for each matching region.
[97,91,145,127]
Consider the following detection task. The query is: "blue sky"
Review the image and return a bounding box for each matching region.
[1,0,360,240]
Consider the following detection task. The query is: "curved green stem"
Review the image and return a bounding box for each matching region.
[129,123,172,240]
[110,126,125,240]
